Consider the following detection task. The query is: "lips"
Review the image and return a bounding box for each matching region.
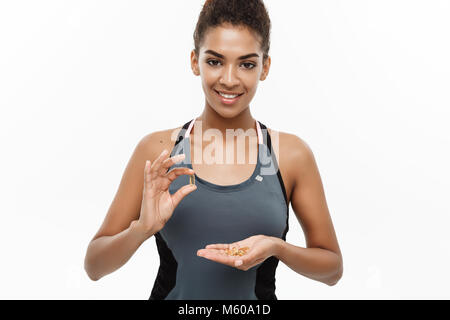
[215,90,244,97]
[214,89,244,105]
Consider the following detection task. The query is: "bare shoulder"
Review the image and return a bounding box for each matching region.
[267,128,314,202]
[279,130,316,178]
[140,126,184,161]
[276,130,312,162]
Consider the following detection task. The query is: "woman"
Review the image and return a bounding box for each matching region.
[84,0,343,300]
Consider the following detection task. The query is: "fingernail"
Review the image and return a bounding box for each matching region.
[235,260,243,267]
[162,149,168,155]
[174,154,185,162]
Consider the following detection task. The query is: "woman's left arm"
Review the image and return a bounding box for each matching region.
[272,135,343,286]
[196,134,343,285]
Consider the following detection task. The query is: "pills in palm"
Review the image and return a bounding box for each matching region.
[225,246,249,256]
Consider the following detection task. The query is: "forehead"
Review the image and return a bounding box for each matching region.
[202,24,261,56]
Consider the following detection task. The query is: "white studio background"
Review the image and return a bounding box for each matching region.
[0,0,449,299]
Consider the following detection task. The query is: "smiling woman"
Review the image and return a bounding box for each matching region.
[84,0,343,301]
[189,0,272,113]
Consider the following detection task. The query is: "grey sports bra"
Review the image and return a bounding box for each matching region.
[149,118,289,300]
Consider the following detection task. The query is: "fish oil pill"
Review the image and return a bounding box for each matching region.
[189,174,195,186]
[225,246,249,256]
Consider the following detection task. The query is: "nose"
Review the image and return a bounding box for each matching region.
[219,64,240,87]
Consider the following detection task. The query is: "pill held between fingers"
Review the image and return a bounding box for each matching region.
[189,174,196,185]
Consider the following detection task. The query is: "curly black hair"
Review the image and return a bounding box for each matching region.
[193,0,271,63]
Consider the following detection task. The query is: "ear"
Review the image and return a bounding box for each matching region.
[190,49,200,76]
[260,55,271,81]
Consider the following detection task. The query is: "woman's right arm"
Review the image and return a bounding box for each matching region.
[84,218,154,281]
[84,130,196,281]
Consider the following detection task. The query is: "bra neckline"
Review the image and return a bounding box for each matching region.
[184,136,262,192]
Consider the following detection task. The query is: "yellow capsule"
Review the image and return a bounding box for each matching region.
[189,174,195,186]
[226,246,249,256]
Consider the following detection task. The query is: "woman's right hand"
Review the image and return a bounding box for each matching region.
[137,149,197,235]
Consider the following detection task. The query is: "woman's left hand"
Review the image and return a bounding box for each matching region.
[196,235,279,271]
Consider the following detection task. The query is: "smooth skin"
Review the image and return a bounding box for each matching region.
[84,22,343,286]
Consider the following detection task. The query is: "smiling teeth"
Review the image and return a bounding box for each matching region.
[219,92,239,99]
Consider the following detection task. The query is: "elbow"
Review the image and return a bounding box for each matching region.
[84,259,100,281]
[84,262,101,281]
[86,270,100,282]
[84,249,101,281]
[326,262,343,286]
[325,273,342,287]
[326,275,341,286]
[87,275,100,282]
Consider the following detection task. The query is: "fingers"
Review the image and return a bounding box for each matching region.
[197,248,250,269]
[149,149,171,180]
[144,148,197,196]
[144,160,152,189]
[197,245,260,270]
[171,184,197,208]
[161,153,187,172]
[159,167,194,191]
[197,249,235,265]
[211,241,241,250]
[164,167,195,182]
[146,149,189,181]
[205,243,229,250]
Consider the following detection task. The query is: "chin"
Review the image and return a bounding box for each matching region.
[205,96,248,117]
[221,107,249,119]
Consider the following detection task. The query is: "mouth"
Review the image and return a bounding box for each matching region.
[214,90,244,105]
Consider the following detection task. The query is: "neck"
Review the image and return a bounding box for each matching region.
[194,105,256,137]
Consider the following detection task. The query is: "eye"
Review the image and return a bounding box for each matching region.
[242,62,256,70]
[206,59,256,70]
[207,59,221,67]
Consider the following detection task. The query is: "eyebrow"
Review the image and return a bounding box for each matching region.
[204,49,259,60]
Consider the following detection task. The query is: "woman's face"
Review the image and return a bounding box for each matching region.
[191,23,271,117]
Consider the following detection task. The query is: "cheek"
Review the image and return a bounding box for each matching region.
[201,78,216,93]
[200,71,217,87]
